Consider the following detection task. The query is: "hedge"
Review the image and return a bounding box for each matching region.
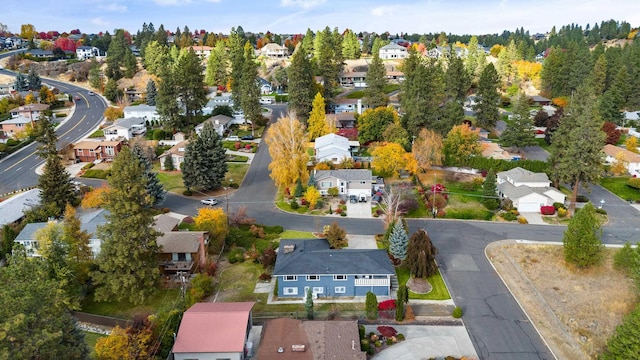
[628,177,640,189]
[445,156,549,174]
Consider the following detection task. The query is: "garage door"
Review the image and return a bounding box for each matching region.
[518,201,540,212]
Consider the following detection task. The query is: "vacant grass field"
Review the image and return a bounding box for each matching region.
[81,288,181,319]
[600,176,640,202]
[396,267,451,300]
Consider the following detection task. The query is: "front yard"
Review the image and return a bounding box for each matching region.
[395,267,451,300]
[156,163,250,195]
[600,176,640,202]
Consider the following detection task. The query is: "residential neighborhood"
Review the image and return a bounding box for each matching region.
[1,8,640,360]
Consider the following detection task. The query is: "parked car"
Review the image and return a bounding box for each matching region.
[226,135,240,141]
[87,91,95,96]
[241,135,254,140]
[259,98,273,105]
[349,195,358,204]
[200,198,219,206]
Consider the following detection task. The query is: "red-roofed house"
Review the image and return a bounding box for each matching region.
[172,302,255,360]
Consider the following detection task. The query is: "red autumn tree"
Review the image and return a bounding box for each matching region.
[601,121,622,145]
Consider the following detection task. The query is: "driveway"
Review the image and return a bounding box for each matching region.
[347,200,372,218]
[519,212,545,225]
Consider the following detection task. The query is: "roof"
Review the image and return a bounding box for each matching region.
[173,302,255,354]
[301,321,366,360]
[340,71,367,78]
[380,43,407,51]
[314,169,372,182]
[497,167,549,184]
[624,111,639,121]
[16,208,108,241]
[159,140,189,158]
[257,318,313,360]
[189,46,213,51]
[332,98,358,105]
[273,239,394,276]
[497,181,561,201]
[315,133,349,150]
[604,144,640,163]
[327,113,356,121]
[157,232,205,254]
[107,117,146,129]
[10,103,50,112]
[0,115,35,125]
[123,104,157,113]
[261,43,286,51]
[197,114,233,129]
[153,213,180,233]
[529,95,551,102]
[0,189,40,226]
[74,140,122,150]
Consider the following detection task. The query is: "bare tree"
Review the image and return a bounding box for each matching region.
[380,185,409,229]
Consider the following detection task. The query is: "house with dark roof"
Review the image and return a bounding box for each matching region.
[273,239,395,298]
[313,169,372,198]
[496,167,565,212]
[257,318,365,360]
[154,214,209,274]
[172,302,255,360]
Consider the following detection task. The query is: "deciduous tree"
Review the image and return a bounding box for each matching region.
[443,124,481,166]
[625,136,639,153]
[194,207,229,247]
[357,106,398,144]
[307,92,330,141]
[323,221,347,249]
[104,106,124,121]
[610,151,628,175]
[563,202,603,267]
[405,229,438,278]
[182,121,227,191]
[265,112,310,190]
[304,186,321,210]
[371,142,412,177]
[412,128,444,170]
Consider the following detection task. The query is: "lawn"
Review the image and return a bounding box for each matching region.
[600,176,640,202]
[534,137,550,150]
[81,288,181,319]
[89,129,104,138]
[279,230,316,239]
[383,84,400,94]
[156,168,186,194]
[345,90,365,99]
[226,163,250,185]
[83,331,106,358]
[396,267,451,300]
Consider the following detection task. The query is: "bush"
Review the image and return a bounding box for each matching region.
[386,338,393,345]
[229,183,239,189]
[502,211,517,221]
[595,207,607,215]
[182,216,194,224]
[359,325,365,340]
[452,306,463,318]
[340,212,347,217]
[377,326,397,338]
[397,334,405,341]
[540,206,555,215]
[576,195,589,203]
[6,139,19,147]
[557,207,568,218]
[517,216,528,224]
[152,129,166,140]
[365,292,378,320]
[374,340,382,348]
[378,300,397,311]
[360,339,370,352]
[183,189,193,196]
[553,202,566,210]
[628,177,640,189]
[258,273,271,281]
[290,200,299,209]
[614,243,638,274]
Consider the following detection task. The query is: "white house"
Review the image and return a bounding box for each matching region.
[331,98,365,114]
[603,144,640,176]
[496,167,566,212]
[195,115,233,138]
[188,45,213,58]
[259,43,289,58]
[103,117,146,140]
[313,169,373,198]
[75,46,99,60]
[314,133,353,164]
[379,43,408,60]
[123,104,161,122]
[202,95,233,114]
[158,140,188,171]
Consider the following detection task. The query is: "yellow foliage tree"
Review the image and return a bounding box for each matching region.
[24,93,36,104]
[489,44,504,57]
[371,142,411,177]
[194,207,229,247]
[625,136,639,153]
[104,107,125,121]
[412,128,444,170]
[315,162,332,170]
[81,185,110,209]
[95,325,154,360]
[265,112,310,190]
[512,60,542,82]
[307,92,330,141]
[443,124,482,165]
[304,186,321,210]
[404,152,419,175]
[611,151,628,176]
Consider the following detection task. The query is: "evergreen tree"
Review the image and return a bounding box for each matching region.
[182,122,227,191]
[294,178,304,197]
[287,48,315,121]
[157,63,181,129]
[388,219,408,261]
[482,168,499,210]
[305,288,314,320]
[474,63,500,130]
[229,27,246,110]
[563,202,603,267]
[14,72,28,91]
[601,304,640,359]
[145,79,157,106]
[439,100,465,135]
[163,154,174,171]
[132,144,166,207]
[307,92,329,141]
[341,29,360,59]
[124,50,137,78]
[92,146,160,305]
[205,41,228,88]
[173,49,208,127]
[27,67,41,91]
[301,28,315,56]
[445,54,470,103]
[143,40,169,75]
[465,36,486,85]
[104,78,121,103]
[316,26,343,103]
[105,29,129,81]
[365,291,378,320]
[500,92,536,150]
[364,52,388,108]
[239,42,261,129]
[589,53,607,96]
[88,60,102,89]
[405,229,438,278]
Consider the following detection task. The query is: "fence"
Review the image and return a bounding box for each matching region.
[252,310,365,324]
[72,311,132,329]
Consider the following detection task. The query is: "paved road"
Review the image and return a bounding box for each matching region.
[0,54,107,195]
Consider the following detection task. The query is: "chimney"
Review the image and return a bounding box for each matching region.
[283,244,295,254]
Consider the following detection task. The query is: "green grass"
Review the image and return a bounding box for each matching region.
[89,129,104,138]
[81,288,181,319]
[81,169,110,179]
[600,176,640,202]
[156,167,186,194]
[406,190,429,218]
[227,155,249,162]
[534,137,550,150]
[279,230,316,239]
[226,163,250,185]
[83,331,106,359]
[383,84,400,94]
[396,267,451,300]
[345,90,365,99]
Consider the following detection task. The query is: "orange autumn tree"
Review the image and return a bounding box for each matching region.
[81,185,111,209]
[371,142,417,177]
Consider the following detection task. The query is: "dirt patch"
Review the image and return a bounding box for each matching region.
[487,242,635,359]
[407,277,432,294]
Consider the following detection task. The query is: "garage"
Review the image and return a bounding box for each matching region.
[517,201,541,212]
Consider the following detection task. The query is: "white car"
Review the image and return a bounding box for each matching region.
[226,135,240,141]
[88,91,95,96]
[200,198,219,206]
[259,98,273,105]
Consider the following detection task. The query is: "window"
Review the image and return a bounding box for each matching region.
[320,181,332,188]
[283,287,298,295]
[335,286,346,294]
[306,275,320,281]
[333,275,347,281]
[312,287,323,294]
[283,275,297,281]
[360,181,367,185]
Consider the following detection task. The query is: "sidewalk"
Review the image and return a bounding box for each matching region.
[226,149,255,164]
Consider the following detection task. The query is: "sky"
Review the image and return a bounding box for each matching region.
[2,0,640,37]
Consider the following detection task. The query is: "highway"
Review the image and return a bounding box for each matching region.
[0,51,107,195]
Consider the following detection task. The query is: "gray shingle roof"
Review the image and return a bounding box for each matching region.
[273,239,394,276]
[110,117,146,129]
[314,169,372,182]
[0,189,40,227]
[497,167,549,183]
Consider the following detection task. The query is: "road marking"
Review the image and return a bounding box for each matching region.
[4,152,35,172]
[60,115,87,138]
[15,167,22,171]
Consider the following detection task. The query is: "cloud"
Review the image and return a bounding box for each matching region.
[280,0,326,9]
[91,17,110,26]
[371,6,394,17]
[98,3,127,12]
[152,0,189,5]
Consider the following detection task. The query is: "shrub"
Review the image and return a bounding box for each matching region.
[300,198,308,206]
[595,207,607,215]
[152,129,166,140]
[397,333,405,341]
[576,195,589,203]
[365,292,378,320]
[628,177,640,189]
[359,325,365,340]
[258,273,271,281]
[501,211,517,221]
[290,200,299,209]
[81,163,94,170]
[614,242,638,274]
[334,208,342,214]
[182,216,194,224]
[234,142,241,150]
[378,300,397,311]
[452,306,463,318]
[183,189,193,196]
[366,347,375,355]
[557,207,568,218]
[501,198,514,211]
[162,207,170,213]
[360,339,370,352]
[553,202,566,210]
[374,340,382,348]
[339,199,346,205]
[386,338,393,345]
[340,212,347,216]
[377,326,398,338]
[517,216,528,224]
[6,139,19,146]
[540,206,556,215]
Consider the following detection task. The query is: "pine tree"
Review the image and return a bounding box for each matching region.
[91,146,160,305]
[62,204,92,284]
[405,229,438,278]
[294,178,304,197]
[563,202,603,267]
[439,100,464,135]
[341,29,360,59]
[316,26,343,103]
[124,50,137,78]
[365,291,378,320]
[388,219,408,261]
[239,42,261,129]
[464,36,486,85]
[173,49,208,127]
[482,169,499,210]
[27,67,41,91]
[205,41,228,88]
[157,63,181,129]
[132,144,166,206]
[229,27,246,110]
[104,78,121,103]
[364,53,388,109]
[163,154,174,171]
[600,304,640,359]
[445,55,470,103]
[307,92,329,141]
[145,79,157,106]
[474,63,500,130]
[305,288,314,320]
[105,29,129,81]
[301,28,314,56]
[182,121,227,191]
[14,72,28,91]
[287,48,315,121]
[500,92,536,150]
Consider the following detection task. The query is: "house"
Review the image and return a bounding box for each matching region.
[257,318,365,360]
[73,140,124,162]
[496,167,566,212]
[603,144,640,176]
[123,104,160,122]
[172,302,255,360]
[259,43,289,58]
[195,115,233,138]
[529,95,551,106]
[623,111,639,123]
[0,189,40,227]
[154,214,209,274]
[339,71,368,88]
[273,239,395,298]
[0,115,37,138]
[202,95,233,114]
[10,103,50,119]
[76,46,99,60]
[331,98,365,114]
[328,112,356,129]
[481,141,512,160]
[26,49,54,58]
[258,77,272,94]
[158,140,188,171]
[379,43,408,60]
[314,133,353,164]
[103,117,146,140]
[189,45,213,58]
[385,70,405,84]
[313,169,372,197]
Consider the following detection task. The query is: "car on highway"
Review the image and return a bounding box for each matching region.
[88,91,95,96]
[74,96,81,101]
[241,135,254,140]
[200,198,219,206]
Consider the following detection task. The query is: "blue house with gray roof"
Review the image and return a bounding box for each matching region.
[273,239,395,298]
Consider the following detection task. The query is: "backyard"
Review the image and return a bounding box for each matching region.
[80,288,182,319]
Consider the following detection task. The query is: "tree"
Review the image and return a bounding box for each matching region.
[132,144,166,206]
[205,40,228,88]
[188,273,213,306]
[382,122,410,150]
[173,49,208,126]
[182,122,227,191]
[323,221,347,249]
[445,54,470,103]
[500,92,536,150]
[625,136,639,153]
[163,155,174,171]
[602,121,622,145]
[0,224,18,261]
[364,53,388,108]
[548,85,605,215]
[465,36,487,85]
[91,146,160,305]
[610,151,628,176]
[156,63,181,128]
[106,29,131,81]
[265,112,310,190]
[482,169,500,210]
[307,92,330,141]
[371,142,413,177]
[95,323,154,360]
[27,67,42,91]
[143,40,168,75]
[304,186,321,209]
[104,107,124,121]
[62,204,93,284]
[287,48,315,121]
[341,29,361,59]
[0,251,89,359]
[474,63,500,129]
[389,219,408,261]
[443,124,482,166]
[104,78,122,103]
[601,304,640,359]
[124,51,137,78]
[305,288,314,320]
[194,207,229,248]
[81,185,110,209]
[239,42,261,128]
[315,26,343,102]
[405,229,438,278]
[20,23,36,40]
[563,202,603,267]
[145,79,157,106]
[412,128,444,170]
[14,72,28,91]
[357,107,398,144]
[365,291,378,320]
[229,27,246,110]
